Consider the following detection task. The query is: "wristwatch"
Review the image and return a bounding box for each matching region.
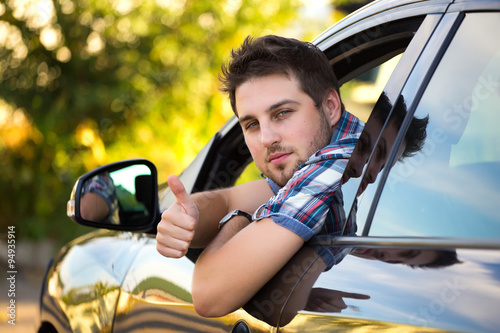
[218,210,253,230]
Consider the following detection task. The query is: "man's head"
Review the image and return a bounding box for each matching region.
[353,248,461,268]
[220,35,343,116]
[342,93,429,194]
[220,35,344,186]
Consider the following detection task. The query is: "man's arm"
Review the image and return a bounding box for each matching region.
[156,175,271,258]
[80,192,110,221]
[192,217,305,317]
[244,245,326,326]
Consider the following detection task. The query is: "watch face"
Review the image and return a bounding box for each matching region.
[222,211,236,223]
[219,210,238,229]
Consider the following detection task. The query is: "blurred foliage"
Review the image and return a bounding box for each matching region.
[0,0,354,245]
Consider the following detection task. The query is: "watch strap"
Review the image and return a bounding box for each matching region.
[218,209,253,230]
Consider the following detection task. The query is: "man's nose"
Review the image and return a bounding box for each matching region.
[366,161,384,184]
[349,157,366,179]
[261,125,281,147]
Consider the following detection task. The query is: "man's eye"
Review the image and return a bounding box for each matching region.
[245,121,259,130]
[276,110,291,118]
[357,138,368,151]
[402,250,418,258]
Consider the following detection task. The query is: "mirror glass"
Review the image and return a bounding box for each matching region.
[79,164,154,226]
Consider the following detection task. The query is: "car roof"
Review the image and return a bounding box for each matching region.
[313,0,453,49]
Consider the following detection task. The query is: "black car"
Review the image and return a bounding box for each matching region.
[39,0,500,332]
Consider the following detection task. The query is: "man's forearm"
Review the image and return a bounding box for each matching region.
[192,218,305,318]
[189,189,230,248]
[189,179,272,248]
[201,215,252,253]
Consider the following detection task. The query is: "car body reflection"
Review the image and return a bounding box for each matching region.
[42,231,146,332]
[277,247,500,332]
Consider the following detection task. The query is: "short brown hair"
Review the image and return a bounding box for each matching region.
[371,93,429,159]
[219,35,343,115]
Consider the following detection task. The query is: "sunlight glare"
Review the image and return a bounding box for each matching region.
[86,31,105,55]
[40,25,62,50]
[56,46,72,62]
[8,0,55,29]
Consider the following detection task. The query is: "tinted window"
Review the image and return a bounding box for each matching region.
[364,13,500,238]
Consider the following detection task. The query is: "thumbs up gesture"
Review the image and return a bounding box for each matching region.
[156,175,199,258]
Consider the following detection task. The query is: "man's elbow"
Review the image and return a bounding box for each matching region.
[192,286,237,318]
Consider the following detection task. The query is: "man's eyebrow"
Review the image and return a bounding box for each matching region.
[238,99,300,125]
[238,114,254,125]
[268,99,300,111]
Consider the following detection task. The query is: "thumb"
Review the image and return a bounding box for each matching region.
[167,175,198,217]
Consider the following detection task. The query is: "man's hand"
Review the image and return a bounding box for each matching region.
[156,175,199,258]
[305,288,370,313]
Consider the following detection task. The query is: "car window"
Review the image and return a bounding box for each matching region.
[360,12,500,238]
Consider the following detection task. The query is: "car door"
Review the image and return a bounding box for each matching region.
[275,3,500,332]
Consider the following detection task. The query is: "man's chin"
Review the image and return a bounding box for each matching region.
[267,168,293,188]
[264,159,303,187]
[268,174,289,188]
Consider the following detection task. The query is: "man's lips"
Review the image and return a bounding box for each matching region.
[268,152,291,164]
[358,180,368,196]
[341,172,350,185]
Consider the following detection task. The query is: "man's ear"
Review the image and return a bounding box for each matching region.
[324,89,342,126]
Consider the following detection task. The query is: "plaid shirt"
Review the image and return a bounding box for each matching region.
[254,111,364,270]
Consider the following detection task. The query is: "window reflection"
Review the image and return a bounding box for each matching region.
[366,13,500,238]
[351,248,460,268]
[341,92,429,235]
[342,93,429,197]
[245,244,461,326]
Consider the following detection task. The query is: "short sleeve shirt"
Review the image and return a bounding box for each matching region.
[253,111,364,269]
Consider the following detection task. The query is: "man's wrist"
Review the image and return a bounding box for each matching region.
[218,209,252,230]
[205,213,252,254]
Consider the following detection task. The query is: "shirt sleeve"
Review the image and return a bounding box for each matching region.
[254,157,348,242]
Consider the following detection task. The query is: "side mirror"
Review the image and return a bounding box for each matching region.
[67,159,159,231]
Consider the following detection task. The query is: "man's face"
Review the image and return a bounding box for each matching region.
[342,117,406,195]
[354,248,440,266]
[236,74,337,187]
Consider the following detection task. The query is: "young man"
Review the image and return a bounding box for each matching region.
[155,35,364,317]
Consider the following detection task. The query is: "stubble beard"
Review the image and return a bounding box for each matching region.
[264,110,334,187]
[266,156,302,188]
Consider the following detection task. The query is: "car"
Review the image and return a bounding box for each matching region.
[38,0,500,332]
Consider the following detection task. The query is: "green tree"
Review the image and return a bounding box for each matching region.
[0,0,323,244]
